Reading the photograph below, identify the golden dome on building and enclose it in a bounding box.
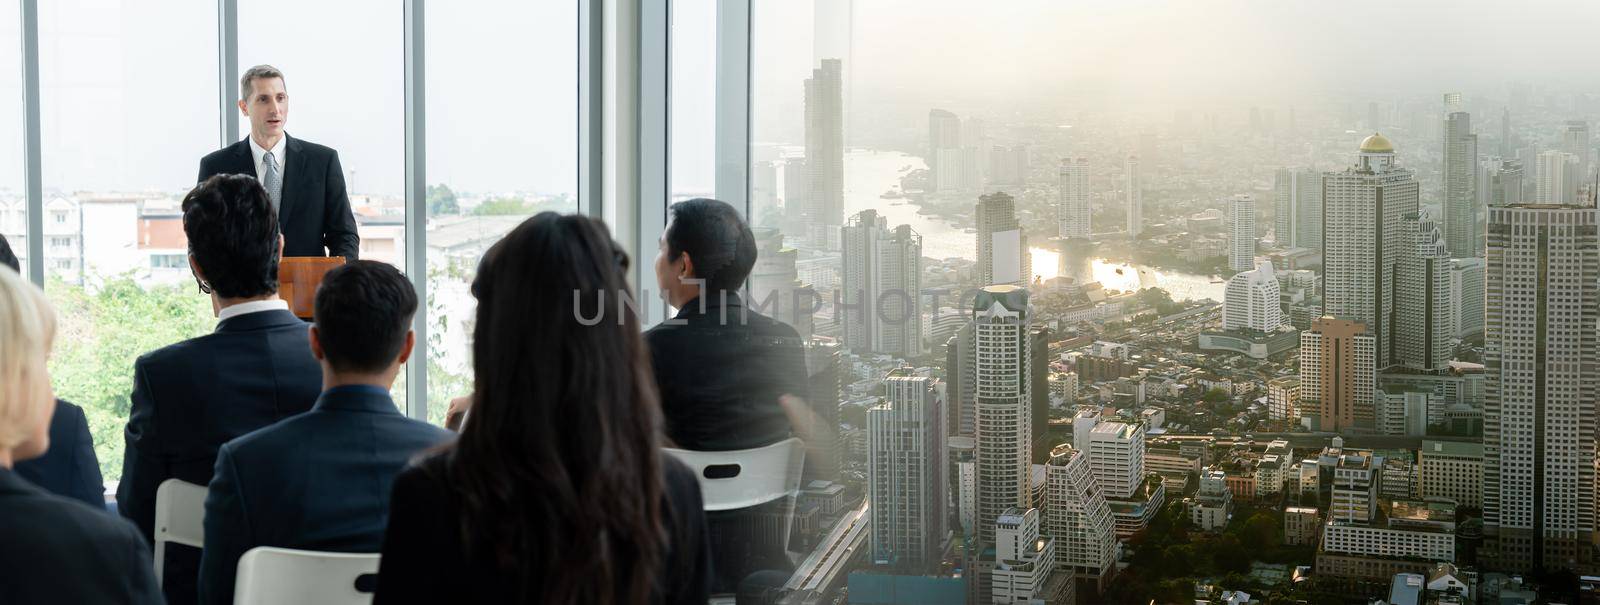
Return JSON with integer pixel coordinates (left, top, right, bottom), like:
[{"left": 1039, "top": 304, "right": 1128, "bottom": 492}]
[{"left": 1359, "top": 132, "right": 1394, "bottom": 153}]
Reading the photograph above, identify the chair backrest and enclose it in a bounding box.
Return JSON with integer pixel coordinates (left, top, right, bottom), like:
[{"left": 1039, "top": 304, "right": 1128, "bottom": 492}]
[
  {"left": 153, "top": 478, "right": 208, "bottom": 586},
  {"left": 664, "top": 437, "right": 806, "bottom": 512},
  {"left": 234, "top": 547, "right": 381, "bottom": 605}
]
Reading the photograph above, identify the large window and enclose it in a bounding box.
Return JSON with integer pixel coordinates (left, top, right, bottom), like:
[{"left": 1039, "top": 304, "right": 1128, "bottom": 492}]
[
  {"left": 423, "top": 0, "right": 578, "bottom": 424},
  {"left": 39, "top": 0, "right": 218, "bottom": 482}
]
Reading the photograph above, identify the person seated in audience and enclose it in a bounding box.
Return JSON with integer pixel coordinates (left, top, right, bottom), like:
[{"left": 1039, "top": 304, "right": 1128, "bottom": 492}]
[
  {"left": 118, "top": 173, "right": 323, "bottom": 604},
  {"left": 0, "top": 234, "right": 104, "bottom": 509},
  {"left": 646, "top": 198, "right": 813, "bottom": 589},
  {"left": 198, "top": 260, "right": 452, "bottom": 605},
  {"left": 375, "top": 213, "right": 710, "bottom": 604},
  {"left": 0, "top": 266, "right": 162, "bottom": 604}
]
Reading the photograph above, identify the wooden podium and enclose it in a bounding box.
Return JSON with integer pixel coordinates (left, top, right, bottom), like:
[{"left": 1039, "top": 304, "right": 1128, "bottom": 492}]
[{"left": 278, "top": 257, "right": 346, "bottom": 319}]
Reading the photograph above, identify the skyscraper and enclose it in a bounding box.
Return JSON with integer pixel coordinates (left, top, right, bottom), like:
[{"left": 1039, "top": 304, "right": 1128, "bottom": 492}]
[
  {"left": 1483, "top": 203, "right": 1599, "bottom": 572},
  {"left": 976, "top": 192, "right": 1031, "bottom": 286},
  {"left": 1443, "top": 111, "right": 1478, "bottom": 257},
  {"left": 841, "top": 210, "right": 923, "bottom": 357},
  {"left": 868, "top": 368, "right": 947, "bottom": 572},
  {"left": 1394, "top": 211, "right": 1451, "bottom": 370},
  {"left": 973, "top": 285, "right": 1031, "bottom": 545},
  {"left": 1563, "top": 120, "right": 1591, "bottom": 184},
  {"left": 1228, "top": 194, "right": 1256, "bottom": 272},
  {"left": 1299, "top": 317, "right": 1377, "bottom": 432},
  {"left": 1045, "top": 444, "right": 1118, "bottom": 594},
  {"left": 1493, "top": 159, "right": 1525, "bottom": 207},
  {"left": 1273, "top": 167, "right": 1321, "bottom": 251},
  {"left": 1448, "top": 258, "right": 1484, "bottom": 338},
  {"left": 1537, "top": 150, "right": 1580, "bottom": 204},
  {"left": 1125, "top": 155, "right": 1143, "bottom": 237},
  {"left": 1222, "top": 261, "right": 1282, "bottom": 332},
  {"left": 946, "top": 320, "right": 976, "bottom": 438},
  {"left": 928, "top": 109, "right": 961, "bottom": 189},
  {"left": 1321, "top": 133, "right": 1419, "bottom": 367},
  {"left": 1058, "top": 158, "right": 1091, "bottom": 239},
  {"left": 803, "top": 59, "right": 844, "bottom": 247}
]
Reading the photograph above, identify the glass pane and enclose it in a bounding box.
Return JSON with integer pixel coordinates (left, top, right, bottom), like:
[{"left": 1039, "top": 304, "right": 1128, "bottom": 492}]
[
  {"left": 669, "top": 0, "right": 715, "bottom": 202},
  {"left": 239, "top": 0, "right": 406, "bottom": 405},
  {"left": 39, "top": 0, "right": 219, "bottom": 483},
  {"left": 0, "top": 4, "right": 22, "bottom": 277},
  {"left": 424, "top": 0, "right": 578, "bottom": 425}
]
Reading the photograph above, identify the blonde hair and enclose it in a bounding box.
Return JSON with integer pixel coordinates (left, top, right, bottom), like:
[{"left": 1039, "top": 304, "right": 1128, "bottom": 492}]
[{"left": 0, "top": 268, "right": 55, "bottom": 451}]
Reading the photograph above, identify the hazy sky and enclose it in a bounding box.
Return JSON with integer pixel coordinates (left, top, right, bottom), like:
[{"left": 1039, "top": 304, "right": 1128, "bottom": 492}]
[{"left": 5, "top": 0, "right": 1600, "bottom": 198}]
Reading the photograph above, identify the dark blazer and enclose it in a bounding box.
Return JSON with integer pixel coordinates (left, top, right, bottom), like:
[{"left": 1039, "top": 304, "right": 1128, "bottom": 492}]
[
  {"left": 374, "top": 453, "right": 712, "bottom": 604},
  {"left": 644, "top": 292, "right": 809, "bottom": 452},
  {"left": 198, "top": 135, "right": 360, "bottom": 259},
  {"left": 13, "top": 398, "right": 104, "bottom": 509},
  {"left": 117, "top": 307, "right": 323, "bottom": 605},
  {"left": 199, "top": 386, "right": 452, "bottom": 605},
  {"left": 0, "top": 468, "right": 162, "bottom": 604}
]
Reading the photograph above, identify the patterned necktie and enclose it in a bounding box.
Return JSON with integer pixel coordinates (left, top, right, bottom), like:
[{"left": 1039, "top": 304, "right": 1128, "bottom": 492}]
[{"left": 262, "top": 151, "right": 283, "bottom": 212}]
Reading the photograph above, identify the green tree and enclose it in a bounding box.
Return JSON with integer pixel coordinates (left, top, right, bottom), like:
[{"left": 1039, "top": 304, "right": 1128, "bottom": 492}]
[
  {"left": 473, "top": 197, "right": 533, "bottom": 216},
  {"left": 1239, "top": 511, "right": 1280, "bottom": 550},
  {"left": 426, "top": 183, "right": 460, "bottom": 215},
  {"left": 1202, "top": 388, "right": 1231, "bottom": 404},
  {"left": 47, "top": 276, "right": 215, "bottom": 480}
]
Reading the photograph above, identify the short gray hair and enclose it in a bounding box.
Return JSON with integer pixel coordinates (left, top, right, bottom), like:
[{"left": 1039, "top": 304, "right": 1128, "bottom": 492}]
[{"left": 240, "top": 64, "right": 285, "bottom": 100}]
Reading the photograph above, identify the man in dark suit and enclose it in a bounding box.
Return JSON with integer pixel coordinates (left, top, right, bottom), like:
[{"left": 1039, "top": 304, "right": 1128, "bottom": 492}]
[
  {"left": 118, "top": 174, "right": 323, "bottom": 605},
  {"left": 645, "top": 198, "right": 813, "bottom": 591},
  {"left": 199, "top": 260, "right": 450, "bottom": 605},
  {"left": 0, "top": 234, "right": 104, "bottom": 510},
  {"left": 198, "top": 64, "right": 359, "bottom": 259}
]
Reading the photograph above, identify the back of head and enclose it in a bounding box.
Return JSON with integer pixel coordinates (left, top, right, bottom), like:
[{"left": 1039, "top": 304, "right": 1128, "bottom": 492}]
[
  {"left": 453, "top": 212, "right": 665, "bottom": 604},
  {"left": 0, "top": 234, "right": 18, "bottom": 274},
  {"left": 313, "top": 260, "right": 417, "bottom": 374},
  {"left": 0, "top": 267, "right": 55, "bottom": 455},
  {"left": 665, "top": 198, "right": 757, "bottom": 292},
  {"left": 183, "top": 174, "right": 281, "bottom": 298}
]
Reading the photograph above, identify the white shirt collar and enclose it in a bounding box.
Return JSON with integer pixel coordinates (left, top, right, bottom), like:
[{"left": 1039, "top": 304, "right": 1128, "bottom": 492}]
[
  {"left": 247, "top": 134, "right": 288, "bottom": 184},
  {"left": 217, "top": 298, "right": 290, "bottom": 323}
]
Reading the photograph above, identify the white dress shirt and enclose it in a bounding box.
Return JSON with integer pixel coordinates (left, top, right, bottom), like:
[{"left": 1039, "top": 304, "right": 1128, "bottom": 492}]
[
  {"left": 247, "top": 135, "right": 288, "bottom": 186},
  {"left": 217, "top": 298, "right": 290, "bottom": 323}
]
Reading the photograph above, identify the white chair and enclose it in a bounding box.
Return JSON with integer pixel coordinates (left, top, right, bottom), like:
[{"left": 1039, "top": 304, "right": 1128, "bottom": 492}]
[
  {"left": 153, "top": 478, "right": 208, "bottom": 586},
  {"left": 664, "top": 438, "right": 807, "bottom": 605},
  {"left": 233, "top": 547, "right": 381, "bottom": 605}
]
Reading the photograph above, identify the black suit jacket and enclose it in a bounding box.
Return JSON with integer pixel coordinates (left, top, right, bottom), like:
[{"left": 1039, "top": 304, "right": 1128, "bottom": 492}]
[
  {"left": 198, "top": 135, "right": 360, "bottom": 259},
  {"left": 374, "top": 453, "right": 712, "bottom": 604},
  {"left": 0, "top": 469, "right": 161, "bottom": 604},
  {"left": 199, "top": 386, "right": 452, "bottom": 605},
  {"left": 117, "top": 308, "right": 323, "bottom": 605},
  {"left": 13, "top": 398, "right": 104, "bottom": 509},
  {"left": 644, "top": 292, "right": 809, "bottom": 452}
]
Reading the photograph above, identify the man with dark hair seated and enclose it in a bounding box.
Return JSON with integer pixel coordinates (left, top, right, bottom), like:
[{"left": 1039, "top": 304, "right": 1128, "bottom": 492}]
[
  {"left": 0, "top": 234, "right": 104, "bottom": 510},
  {"left": 118, "top": 174, "right": 322, "bottom": 605},
  {"left": 198, "top": 260, "right": 450, "bottom": 605},
  {"left": 647, "top": 198, "right": 813, "bottom": 592}
]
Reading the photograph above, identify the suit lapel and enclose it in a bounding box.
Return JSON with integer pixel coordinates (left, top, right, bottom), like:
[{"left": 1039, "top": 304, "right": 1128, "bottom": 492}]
[
  {"left": 280, "top": 135, "right": 309, "bottom": 228},
  {"left": 230, "top": 138, "right": 254, "bottom": 176}
]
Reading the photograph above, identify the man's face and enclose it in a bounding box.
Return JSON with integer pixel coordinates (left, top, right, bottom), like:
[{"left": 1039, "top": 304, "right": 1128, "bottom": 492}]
[{"left": 240, "top": 77, "right": 288, "bottom": 141}]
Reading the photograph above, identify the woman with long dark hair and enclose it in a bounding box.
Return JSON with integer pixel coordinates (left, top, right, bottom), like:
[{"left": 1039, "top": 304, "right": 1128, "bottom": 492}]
[{"left": 374, "top": 213, "right": 711, "bottom": 604}]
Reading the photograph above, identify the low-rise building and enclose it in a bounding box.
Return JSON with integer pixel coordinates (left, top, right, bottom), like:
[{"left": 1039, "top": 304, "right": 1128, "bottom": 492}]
[
  {"left": 1418, "top": 440, "right": 1482, "bottom": 508},
  {"left": 1284, "top": 506, "right": 1320, "bottom": 546},
  {"left": 1188, "top": 469, "right": 1232, "bottom": 532}
]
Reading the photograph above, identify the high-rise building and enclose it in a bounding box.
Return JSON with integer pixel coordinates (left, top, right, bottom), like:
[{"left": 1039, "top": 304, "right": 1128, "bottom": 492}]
[
  {"left": 1330, "top": 450, "right": 1379, "bottom": 523},
  {"left": 1483, "top": 203, "right": 1599, "bottom": 572},
  {"left": 1536, "top": 150, "right": 1580, "bottom": 204},
  {"left": 805, "top": 338, "right": 844, "bottom": 481},
  {"left": 1268, "top": 377, "right": 1301, "bottom": 421},
  {"left": 973, "top": 285, "right": 1032, "bottom": 545},
  {"left": 1273, "top": 167, "right": 1321, "bottom": 251},
  {"left": 1228, "top": 194, "right": 1257, "bottom": 271},
  {"left": 1395, "top": 211, "right": 1451, "bottom": 370},
  {"left": 1500, "top": 106, "right": 1513, "bottom": 157},
  {"left": 1322, "top": 133, "right": 1419, "bottom": 367},
  {"left": 1087, "top": 421, "right": 1144, "bottom": 501},
  {"left": 1494, "top": 159, "right": 1525, "bottom": 208},
  {"left": 1058, "top": 158, "right": 1091, "bottom": 239},
  {"left": 1299, "top": 317, "right": 1376, "bottom": 432},
  {"left": 841, "top": 210, "right": 923, "bottom": 357},
  {"left": 1125, "top": 156, "right": 1143, "bottom": 237},
  {"left": 868, "top": 369, "right": 947, "bottom": 572},
  {"left": 1448, "top": 257, "right": 1484, "bottom": 338},
  {"left": 1044, "top": 444, "right": 1118, "bottom": 594},
  {"left": 928, "top": 108, "right": 962, "bottom": 191},
  {"left": 1029, "top": 327, "right": 1049, "bottom": 445},
  {"left": 946, "top": 321, "right": 976, "bottom": 438},
  {"left": 803, "top": 59, "right": 844, "bottom": 246},
  {"left": 975, "top": 192, "right": 1031, "bottom": 286},
  {"left": 1222, "top": 261, "right": 1281, "bottom": 332},
  {"left": 749, "top": 229, "right": 816, "bottom": 339},
  {"left": 990, "top": 508, "right": 1068, "bottom": 604},
  {"left": 1563, "top": 119, "right": 1591, "bottom": 184},
  {"left": 1443, "top": 111, "right": 1478, "bottom": 257}
]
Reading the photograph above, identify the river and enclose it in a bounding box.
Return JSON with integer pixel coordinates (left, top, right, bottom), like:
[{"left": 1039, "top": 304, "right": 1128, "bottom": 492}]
[{"left": 842, "top": 149, "right": 1225, "bottom": 302}]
